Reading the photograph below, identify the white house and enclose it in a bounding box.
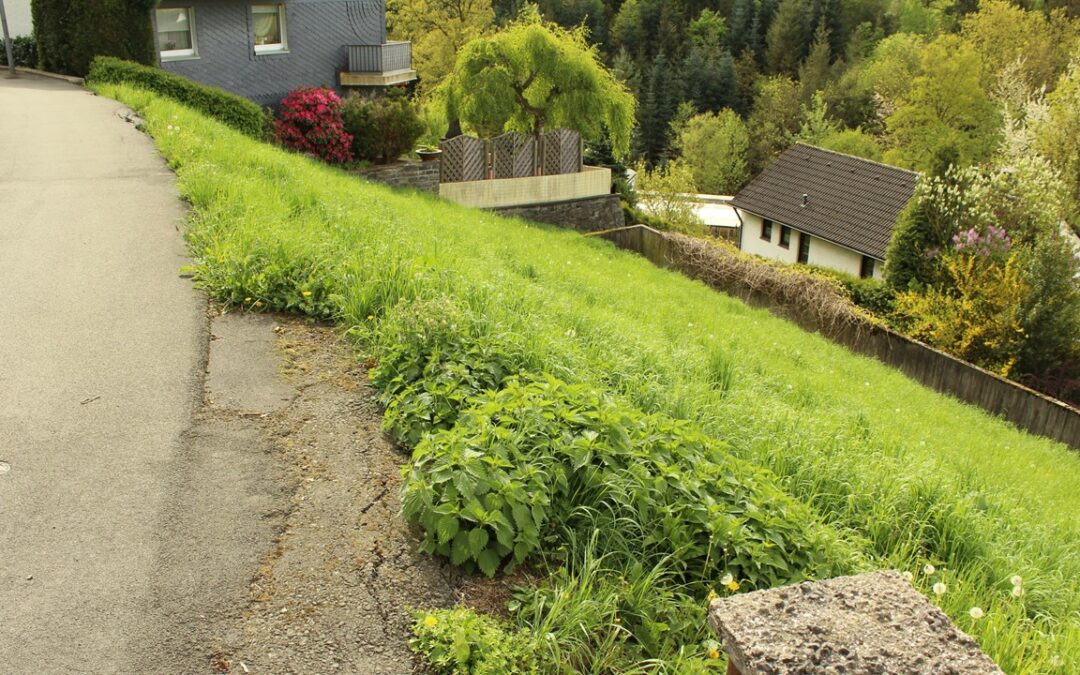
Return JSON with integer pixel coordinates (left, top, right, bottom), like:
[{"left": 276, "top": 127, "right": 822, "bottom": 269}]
[
  {"left": 732, "top": 144, "right": 918, "bottom": 280},
  {"left": 2, "top": 0, "right": 32, "bottom": 37}
]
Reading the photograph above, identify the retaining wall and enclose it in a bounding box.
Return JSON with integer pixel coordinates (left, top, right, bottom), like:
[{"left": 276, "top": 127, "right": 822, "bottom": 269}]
[
  {"left": 597, "top": 225, "right": 1080, "bottom": 449},
  {"left": 353, "top": 160, "right": 439, "bottom": 194},
  {"left": 494, "top": 194, "right": 624, "bottom": 232}
]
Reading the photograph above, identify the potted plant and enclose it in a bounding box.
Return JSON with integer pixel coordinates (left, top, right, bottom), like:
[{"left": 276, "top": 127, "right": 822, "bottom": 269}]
[{"left": 417, "top": 145, "right": 442, "bottom": 162}]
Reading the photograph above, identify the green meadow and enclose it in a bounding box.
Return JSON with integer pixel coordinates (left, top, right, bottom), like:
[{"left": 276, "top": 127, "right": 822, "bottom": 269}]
[{"left": 99, "top": 83, "right": 1080, "bottom": 673}]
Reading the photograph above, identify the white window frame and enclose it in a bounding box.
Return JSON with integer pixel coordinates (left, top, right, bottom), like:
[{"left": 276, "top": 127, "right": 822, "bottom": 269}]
[
  {"left": 252, "top": 4, "right": 288, "bottom": 55},
  {"left": 157, "top": 7, "right": 198, "bottom": 61}
]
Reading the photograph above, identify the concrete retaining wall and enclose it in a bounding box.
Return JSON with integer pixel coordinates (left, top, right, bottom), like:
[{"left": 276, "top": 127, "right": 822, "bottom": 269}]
[
  {"left": 353, "top": 160, "right": 439, "bottom": 194},
  {"left": 439, "top": 166, "right": 611, "bottom": 209},
  {"left": 597, "top": 225, "right": 1080, "bottom": 450}
]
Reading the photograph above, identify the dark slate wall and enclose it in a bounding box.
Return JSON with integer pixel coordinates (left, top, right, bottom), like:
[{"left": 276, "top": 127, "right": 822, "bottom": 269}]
[
  {"left": 157, "top": 0, "right": 386, "bottom": 106},
  {"left": 493, "top": 195, "right": 625, "bottom": 233}
]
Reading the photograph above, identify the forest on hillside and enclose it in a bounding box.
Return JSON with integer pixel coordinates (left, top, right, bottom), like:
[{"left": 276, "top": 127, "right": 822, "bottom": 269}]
[{"left": 389, "top": 0, "right": 1080, "bottom": 403}]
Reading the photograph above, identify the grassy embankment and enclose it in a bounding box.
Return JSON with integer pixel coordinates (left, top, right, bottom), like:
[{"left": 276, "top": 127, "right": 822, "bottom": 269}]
[{"left": 99, "top": 83, "right": 1080, "bottom": 673}]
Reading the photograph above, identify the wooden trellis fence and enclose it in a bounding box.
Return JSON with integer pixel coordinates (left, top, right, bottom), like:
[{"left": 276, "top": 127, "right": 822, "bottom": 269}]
[{"left": 439, "top": 129, "right": 583, "bottom": 183}]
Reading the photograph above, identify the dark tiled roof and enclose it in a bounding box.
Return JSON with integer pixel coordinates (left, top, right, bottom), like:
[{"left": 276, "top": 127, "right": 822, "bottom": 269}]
[{"left": 731, "top": 144, "right": 918, "bottom": 259}]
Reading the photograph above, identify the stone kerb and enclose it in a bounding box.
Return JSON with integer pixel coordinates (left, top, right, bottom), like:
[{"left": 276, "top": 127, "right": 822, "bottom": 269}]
[{"left": 708, "top": 571, "right": 1003, "bottom": 675}]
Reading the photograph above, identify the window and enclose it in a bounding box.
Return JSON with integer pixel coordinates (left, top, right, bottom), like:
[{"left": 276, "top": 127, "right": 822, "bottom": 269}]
[
  {"left": 798, "top": 232, "right": 810, "bottom": 264},
  {"left": 760, "top": 219, "right": 773, "bottom": 241},
  {"left": 156, "top": 7, "right": 197, "bottom": 60},
  {"left": 253, "top": 4, "right": 287, "bottom": 54},
  {"left": 860, "top": 255, "right": 876, "bottom": 279},
  {"left": 779, "top": 225, "right": 792, "bottom": 249}
]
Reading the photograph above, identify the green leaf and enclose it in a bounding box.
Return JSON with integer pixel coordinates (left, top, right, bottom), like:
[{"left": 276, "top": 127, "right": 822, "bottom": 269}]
[
  {"left": 450, "top": 531, "right": 471, "bottom": 566},
  {"left": 468, "top": 527, "right": 490, "bottom": 558},
  {"left": 436, "top": 514, "right": 460, "bottom": 544},
  {"left": 477, "top": 548, "right": 501, "bottom": 577}
]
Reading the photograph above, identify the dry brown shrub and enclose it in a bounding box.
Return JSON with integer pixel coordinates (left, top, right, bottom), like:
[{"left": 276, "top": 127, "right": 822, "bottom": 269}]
[{"left": 664, "top": 232, "right": 876, "bottom": 337}]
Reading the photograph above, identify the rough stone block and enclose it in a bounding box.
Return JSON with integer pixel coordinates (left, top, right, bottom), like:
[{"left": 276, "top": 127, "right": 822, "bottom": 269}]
[{"left": 708, "top": 571, "right": 1002, "bottom": 675}]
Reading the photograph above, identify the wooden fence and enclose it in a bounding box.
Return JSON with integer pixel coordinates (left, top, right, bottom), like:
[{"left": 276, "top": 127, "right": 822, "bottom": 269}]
[
  {"left": 594, "top": 225, "right": 1080, "bottom": 450},
  {"left": 439, "top": 129, "right": 583, "bottom": 183}
]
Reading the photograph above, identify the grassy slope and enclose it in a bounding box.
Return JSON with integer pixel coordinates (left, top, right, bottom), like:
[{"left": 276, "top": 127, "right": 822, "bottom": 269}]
[{"left": 105, "top": 84, "right": 1080, "bottom": 671}]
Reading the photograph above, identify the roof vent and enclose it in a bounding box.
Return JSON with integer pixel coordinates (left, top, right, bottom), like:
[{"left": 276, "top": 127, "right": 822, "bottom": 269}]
[{"left": 801, "top": 194, "right": 809, "bottom": 207}]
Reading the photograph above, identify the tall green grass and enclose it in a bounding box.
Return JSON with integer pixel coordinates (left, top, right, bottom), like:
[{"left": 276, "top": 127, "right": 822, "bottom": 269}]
[{"left": 100, "top": 83, "right": 1080, "bottom": 672}]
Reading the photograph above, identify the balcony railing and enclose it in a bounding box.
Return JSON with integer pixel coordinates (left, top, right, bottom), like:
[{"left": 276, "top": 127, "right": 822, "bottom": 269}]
[{"left": 347, "top": 41, "right": 412, "bottom": 74}]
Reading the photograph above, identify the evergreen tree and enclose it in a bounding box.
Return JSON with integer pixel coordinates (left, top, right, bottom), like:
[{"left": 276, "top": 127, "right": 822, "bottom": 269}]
[
  {"left": 765, "top": 0, "right": 813, "bottom": 75},
  {"left": 798, "top": 23, "right": 833, "bottom": 104}
]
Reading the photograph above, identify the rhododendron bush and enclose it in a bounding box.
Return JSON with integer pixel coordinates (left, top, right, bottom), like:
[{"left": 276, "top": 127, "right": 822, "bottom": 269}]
[{"left": 275, "top": 87, "right": 353, "bottom": 164}]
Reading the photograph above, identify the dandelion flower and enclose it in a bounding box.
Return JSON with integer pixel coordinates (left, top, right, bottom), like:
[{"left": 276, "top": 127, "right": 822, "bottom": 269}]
[
  {"left": 423, "top": 615, "right": 438, "bottom": 628},
  {"left": 244, "top": 297, "right": 252, "bottom": 303},
  {"left": 708, "top": 649, "right": 720, "bottom": 660},
  {"left": 707, "top": 589, "right": 718, "bottom": 602},
  {"left": 720, "top": 573, "right": 733, "bottom": 586},
  {"left": 969, "top": 607, "right": 984, "bottom": 620},
  {"left": 726, "top": 580, "right": 740, "bottom": 592},
  {"left": 254, "top": 300, "right": 263, "bottom": 308},
  {"left": 1012, "top": 585, "right": 1024, "bottom": 598},
  {"left": 923, "top": 563, "right": 936, "bottom": 576},
  {"left": 1010, "top": 575, "right": 1023, "bottom": 587},
  {"left": 902, "top": 571, "right": 914, "bottom": 582},
  {"left": 302, "top": 290, "right": 312, "bottom": 297},
  {"left": 933, "top": 582, "right": 947, "bottom": 596},
  {"left": 366, "top": 314, "right": 374, "bottom": 321}
]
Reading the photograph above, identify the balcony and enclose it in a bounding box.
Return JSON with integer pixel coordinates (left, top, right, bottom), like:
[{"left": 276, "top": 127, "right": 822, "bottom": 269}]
[{"left": 340, "top": 41, "right": 417, "bottom": 87}]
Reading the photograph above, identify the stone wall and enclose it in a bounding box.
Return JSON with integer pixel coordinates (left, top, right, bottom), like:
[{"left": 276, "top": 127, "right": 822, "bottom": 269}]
[
  {"left": 493, "top": 194, "right": 624, "bottom": 232},
  {"left": 353, "top": 160, "right": 439, "bottom": 194}
]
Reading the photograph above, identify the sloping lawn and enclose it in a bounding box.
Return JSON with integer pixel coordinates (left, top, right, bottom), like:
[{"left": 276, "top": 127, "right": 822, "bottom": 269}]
[{"left": 101, "top": 83, "right": 1080, "bottom": 672}]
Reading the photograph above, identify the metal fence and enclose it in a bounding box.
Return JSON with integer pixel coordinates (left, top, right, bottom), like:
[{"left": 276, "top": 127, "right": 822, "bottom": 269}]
[
  {"left": 439, "top": 129, "right": 583, "bottom": 183},
  {"left": 347, "top": 41, "right": 412, "bottom": 74}
]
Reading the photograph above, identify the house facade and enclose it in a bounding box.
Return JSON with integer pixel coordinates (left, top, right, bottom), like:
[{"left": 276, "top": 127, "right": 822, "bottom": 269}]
[
  {"left": 732, "top": 144, "right": 918, "bottom": 280},
  {"left": 153, "top": 0, "right": 414, "bottom": 106}
]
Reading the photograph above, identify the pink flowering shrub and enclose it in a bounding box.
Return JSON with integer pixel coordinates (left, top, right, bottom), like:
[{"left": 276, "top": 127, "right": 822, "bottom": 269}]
[{"left": 275, "top": 87, "right": 354, "bottom": 164}]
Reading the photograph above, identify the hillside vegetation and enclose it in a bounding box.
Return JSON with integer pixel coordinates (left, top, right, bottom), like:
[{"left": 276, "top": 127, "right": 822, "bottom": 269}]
[{"left": 100, "top": 83, "right": 1080, "bottom": 672}]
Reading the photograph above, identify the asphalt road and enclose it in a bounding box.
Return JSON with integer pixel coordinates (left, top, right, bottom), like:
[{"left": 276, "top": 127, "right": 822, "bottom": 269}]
[{"left": 0, "top": 74, "right": 213, "bottom": 672}]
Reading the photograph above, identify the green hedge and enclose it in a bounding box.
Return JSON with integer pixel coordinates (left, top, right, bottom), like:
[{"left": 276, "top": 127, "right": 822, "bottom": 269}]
[
  {"left": 87, "top": 57, "right": 268, "bottom": 138},
  {"left": 31, "top": 0, "right": 156, "bottom": 76},
  {"left": 0, "top": 35, "right": 38, "bottom": 68}
]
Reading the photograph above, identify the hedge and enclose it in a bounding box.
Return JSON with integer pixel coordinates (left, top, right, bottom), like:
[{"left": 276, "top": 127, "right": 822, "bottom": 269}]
[
  {"left": 86, "top": 57, "right": 268, "bottom": 138},
  {"left": 31, "top": 0, "right": 156, "bottom": 76},
  {"left": 0, "top": 36, "right": 38, "bottom": 68}
]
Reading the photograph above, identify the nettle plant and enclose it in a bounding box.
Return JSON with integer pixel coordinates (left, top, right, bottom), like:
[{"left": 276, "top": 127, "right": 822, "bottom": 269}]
[
  {"left": 400, "top": 375, "right": 858, "bottom": 583},
  {"left": 275, "top": 87, "right": 354, "bottom": 164}
]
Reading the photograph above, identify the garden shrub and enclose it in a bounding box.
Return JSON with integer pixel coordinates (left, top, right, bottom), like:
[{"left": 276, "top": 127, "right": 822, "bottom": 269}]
[
  {"left": 0, "top": 35, "right": 38, "bottom": 68},
  {"left": 275, "top": 87, "right": 353, "bottom": 164},
  {"left": 369, "top": 298, "right": 526, "bottom": 447},
  {"left": 401, "top": 375, "right": 859, "bottom": 582},
  {"left": 409, "top": 608, "right": 537, "bottom": 674},
  {"left": 86, "top": 57, "right": 266, "bottom": 138},
  {"left": 32, "top": 0, "right": 155, "bottom": 76},
  {"left": 341, "top": 89, "right": 425, "bottom": 164}
]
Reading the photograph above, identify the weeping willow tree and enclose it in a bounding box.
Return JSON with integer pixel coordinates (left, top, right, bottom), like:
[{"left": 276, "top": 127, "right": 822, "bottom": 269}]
[
  {"left": 31, "top": 0, "right": 157, "bottom": 76},
  {"left": 440, "top": 9, "right": 636, "bottom": 160}
]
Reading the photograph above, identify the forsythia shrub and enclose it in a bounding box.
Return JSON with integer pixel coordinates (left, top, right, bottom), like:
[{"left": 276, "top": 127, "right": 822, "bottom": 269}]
[{"left": 275, "top": 87, "right": 353, "bottom": 164}]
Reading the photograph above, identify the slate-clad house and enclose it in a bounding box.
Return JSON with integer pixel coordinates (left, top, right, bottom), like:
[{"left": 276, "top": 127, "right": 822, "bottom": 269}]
[
  {"left": 733, "top": 144, "right": 918, "bottom": 280},
  {"left": 153, "top": 0, "right": 414, "bottom": 106}
]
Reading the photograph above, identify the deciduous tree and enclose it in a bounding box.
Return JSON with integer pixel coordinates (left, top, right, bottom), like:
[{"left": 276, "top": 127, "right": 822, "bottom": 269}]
[
  {"left": 672, "top": 109, "right": 750, "bottom": 194},
  {"left": 442, "top": 12, "right": 636, "bottom": 159},
  {"left": 387, "top": 0, "right": 495, "bottom": 91}
]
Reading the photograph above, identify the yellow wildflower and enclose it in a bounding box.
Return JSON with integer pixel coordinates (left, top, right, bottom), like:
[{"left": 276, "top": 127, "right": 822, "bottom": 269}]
[
  {"left": 708, "top": 649, "right": 720, "bottom": 659},
  {"left": 254, "top": 300, "right": 264, "bottom": 308},
  {"left": 423, "top": 615, "right": 438, "bottom": 628},
  {"left": 302, "top": 291, "right": 312, "bottom": 297},
  {"left": 244, "top": 297, "right": 252, "bottom": 303},
  {"left": 726, "top": 580, "right": 740, "bottom": 592},
  {"left": 707, "top": 589, "right": 718, "bottom": 602}
]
